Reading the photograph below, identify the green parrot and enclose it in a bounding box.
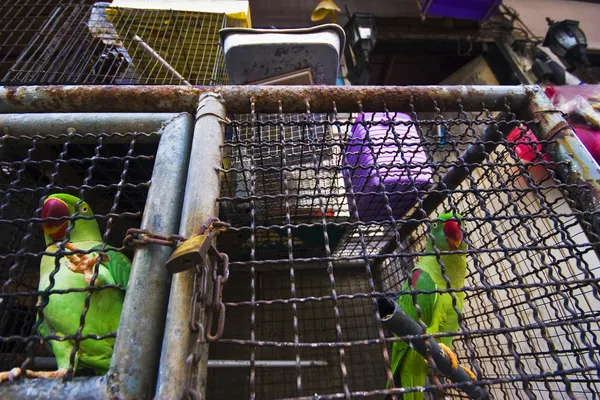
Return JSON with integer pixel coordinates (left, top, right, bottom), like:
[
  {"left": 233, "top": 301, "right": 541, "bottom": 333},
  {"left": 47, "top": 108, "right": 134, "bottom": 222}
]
[
  {"left": 389, "top": 212, "right": 472, "bottom": 400},
  {"left": 0, "top": 193, "right": 131, "bottom": 382}
]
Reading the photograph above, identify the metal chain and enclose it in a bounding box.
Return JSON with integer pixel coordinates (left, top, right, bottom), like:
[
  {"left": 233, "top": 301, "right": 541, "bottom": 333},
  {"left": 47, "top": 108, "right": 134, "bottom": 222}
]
[
  {"left": 122, "top": 228, "right": 186, "bottom": 248},
  {"left": 183, "top": 217, "right": 229, "bottom": 400},
  {"left": 122, "top": 219, "right": 230, "bottom": 248},
  {"left": 122, "top": 218, "right": 230, "bottom": 400}
]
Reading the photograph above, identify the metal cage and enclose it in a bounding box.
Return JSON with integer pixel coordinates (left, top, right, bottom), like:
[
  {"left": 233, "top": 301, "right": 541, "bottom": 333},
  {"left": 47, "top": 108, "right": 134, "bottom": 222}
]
[
  {"left": 0, "top": 2, "right": 227, "bottom": 85},
  {"left": 0, "top": 85, "right": 598, "bottom": 400}
]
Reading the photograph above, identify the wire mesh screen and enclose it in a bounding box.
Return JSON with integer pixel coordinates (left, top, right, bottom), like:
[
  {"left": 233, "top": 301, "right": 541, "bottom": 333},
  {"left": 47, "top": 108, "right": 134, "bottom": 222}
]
[
  {"left": 0, "top": 127, "right": 158, "bottom": 377},
  {"left": 0, "top": 1, "right": 227, "bottom": 85},
  {"left": 213, "top": 97, "right": 600, "bottom": 399}
]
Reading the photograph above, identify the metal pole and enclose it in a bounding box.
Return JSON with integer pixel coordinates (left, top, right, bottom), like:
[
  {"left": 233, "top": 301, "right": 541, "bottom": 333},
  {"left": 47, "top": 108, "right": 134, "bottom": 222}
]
[
  {"left": 496, "top": 39, "right": 535, "bottom": 85},
  {"left": 526, "top": 87, "right": 600, "bottom": 237},
  {"left": 0, "top": 113, "right": 183, "bottom": 143},
  {"left": 378, "top": 298, "right": 489, "bottom": 399},
  {"left": 108, "top": 113, "right": 193, "bottom": 398},
  {"left": 207, "top": 360, "right": 328, "bottom": 368},
  {"left": 230, "top": 259, "right": 367, "bottom": 271},
  {"left": 0, "top": 85, "right": 532, "bottom": 114},
  {"left": 156, "top": 93, "right": 226, "bottom": 400},
  {"left": 132, "top": 35, "right": 191, "bottom": 86},
  {"left": 31, "top": 358, "right": 329, "bottom": 369}
]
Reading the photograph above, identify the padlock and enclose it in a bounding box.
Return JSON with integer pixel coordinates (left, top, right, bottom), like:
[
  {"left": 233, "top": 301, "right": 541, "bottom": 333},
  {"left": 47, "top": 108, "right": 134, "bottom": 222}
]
[{"left": 165, "top": 233, "right": 212, "bottom": 273}]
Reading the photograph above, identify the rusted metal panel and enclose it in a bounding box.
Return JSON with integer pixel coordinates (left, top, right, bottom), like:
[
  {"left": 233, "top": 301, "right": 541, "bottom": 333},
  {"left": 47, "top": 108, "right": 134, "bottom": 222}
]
[{"left": 0, "top": 85, "right": 532, "bottom": 114}]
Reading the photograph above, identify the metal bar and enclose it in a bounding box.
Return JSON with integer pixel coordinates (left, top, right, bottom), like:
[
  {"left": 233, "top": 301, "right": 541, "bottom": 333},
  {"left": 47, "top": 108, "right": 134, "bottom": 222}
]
[
  {"left": 0, "top": 113, "right": 184, "bottom": 142},
  {"left": 374, "top": 122, "right": 511, "bottom": 263},
  {"left": 378, "top": 298, "right": 489, "bottom": 400},
  {"left": 526, "top": 87, "right": 600, "bottom": 237},
  {"left": 32, "top": 358, "right": 328, "bottom": 369},
  {"left": 0, "top": 377, "right": 105, "bottom": 400},
  {"left": 0, "top": 85, "right": 533, "bottom": 114},
  {"left": 229, "top": 259, "right": 368, "bottom": 271},
  {"left": 108, "top": 113, "right": 193, "bottom": 399},
  {"left": 208, "top": 360, "right": 329, "bottom": 368},
  {"left": 156, "top": 93, "right": 226, "bottom": 400},
  {"left": 132, "top": 35, "right": 191, "bottom": 86}
]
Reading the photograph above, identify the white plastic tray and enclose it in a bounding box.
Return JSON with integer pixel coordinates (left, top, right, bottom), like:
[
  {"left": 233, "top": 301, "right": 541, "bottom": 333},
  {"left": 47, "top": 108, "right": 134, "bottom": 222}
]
[{"left": 219, "top": 24, "right": 346, "bottom": 85}]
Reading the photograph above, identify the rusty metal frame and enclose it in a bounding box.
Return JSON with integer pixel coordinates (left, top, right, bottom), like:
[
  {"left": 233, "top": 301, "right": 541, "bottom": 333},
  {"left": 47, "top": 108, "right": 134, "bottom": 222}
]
[
  {"left": 0, "top": 85, "right": 529, "bottom": 113},
  {"left": 0, "top": 84, "right": 599, "bottom": 399}
]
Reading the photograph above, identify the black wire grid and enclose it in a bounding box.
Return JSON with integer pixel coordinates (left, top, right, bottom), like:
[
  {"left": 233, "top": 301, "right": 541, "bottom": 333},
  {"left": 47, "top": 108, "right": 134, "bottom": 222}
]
[
  {"left": 0, "top": 1, "right": 227, "bottom": 85},
  {"left": 0, "top": 129, "right": 157, "bottom": 377},
  {"left": 212, "top": 99, "right": 600, "bottom": 399}
]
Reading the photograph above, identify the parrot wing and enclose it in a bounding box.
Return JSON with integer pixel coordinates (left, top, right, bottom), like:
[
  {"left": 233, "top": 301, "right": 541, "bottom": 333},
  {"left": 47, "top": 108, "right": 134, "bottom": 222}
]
[
  {"left": 90, "top": 244, "right": 132, "bottom": 290},
  {"left": 389, "top": 268, "right": 439, "bottom": 384}
]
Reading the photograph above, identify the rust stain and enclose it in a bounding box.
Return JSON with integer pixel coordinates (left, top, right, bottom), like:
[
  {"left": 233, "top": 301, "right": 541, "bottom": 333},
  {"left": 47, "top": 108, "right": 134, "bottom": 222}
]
[
  {"left": 3, "top": 85, "right": 202, "bottom": 113},
  {"left": 1, "top": 85, "right": 532, "bottom": 114}
]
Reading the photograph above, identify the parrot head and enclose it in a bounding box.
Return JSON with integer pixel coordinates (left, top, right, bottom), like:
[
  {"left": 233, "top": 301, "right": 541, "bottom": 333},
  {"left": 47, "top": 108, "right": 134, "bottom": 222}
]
[
  {"left": 428, "top": 212, "right": 466, "bottom": 251},
  {"left": 41, "top": 193, "right": 102, "bottom": 245}
]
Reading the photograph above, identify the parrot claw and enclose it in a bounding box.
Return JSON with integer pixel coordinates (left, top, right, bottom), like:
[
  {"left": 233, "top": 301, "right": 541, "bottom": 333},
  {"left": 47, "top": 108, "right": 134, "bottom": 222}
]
[
  {"left": 64, "top": 243, "right": 108, "bottom": 285},
  {"left": 23, "top": 368, "right": 69, "bottom": 379},
  {"left": 438, "top": 343, "right": 459, "bottom": 370},
  {"left": 0, "top": 367, "right": 22, "bottom": 383}
]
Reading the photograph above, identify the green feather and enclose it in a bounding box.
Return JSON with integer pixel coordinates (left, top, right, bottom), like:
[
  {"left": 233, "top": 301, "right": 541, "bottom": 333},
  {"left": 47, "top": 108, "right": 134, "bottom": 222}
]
[
  {"left": 388, "top": 212, "right": 468, "bottom": 399},
  {"left": 90, "top": 245, "right": 131, "bottom": 290},
  {"left": 37, "top": 194, "right": 131, "bottom": 375}
]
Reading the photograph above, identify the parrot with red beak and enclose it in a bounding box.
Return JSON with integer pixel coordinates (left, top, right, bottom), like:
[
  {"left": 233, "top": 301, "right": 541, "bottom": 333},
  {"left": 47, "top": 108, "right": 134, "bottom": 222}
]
[
  {"left": 388, "top": 212, "right": 472, "bottom": 399},
  {"left": 0, "top": 193, "right": 131, "bottom": 383}
]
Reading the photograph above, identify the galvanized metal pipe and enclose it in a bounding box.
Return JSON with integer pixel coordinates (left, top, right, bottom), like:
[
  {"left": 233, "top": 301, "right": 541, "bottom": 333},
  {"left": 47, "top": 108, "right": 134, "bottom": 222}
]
[
  {"left": 108, "top": 113, "right": 193, "bottom": 399},
  {"left": 0, "top": 113, "right": 183, "bottom": 142},
  {"left": 526, "top": 87, "right": 600, "bottom": 237},
  {"left": 0, "top": 85, "right": 533, "bottom": 114},
  {"left": 156, "top": 93, "right": 226, "bottom": 400}
]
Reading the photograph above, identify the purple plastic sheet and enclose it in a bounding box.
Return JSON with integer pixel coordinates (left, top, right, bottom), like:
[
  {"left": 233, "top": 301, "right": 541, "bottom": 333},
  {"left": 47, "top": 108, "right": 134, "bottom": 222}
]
[{"left": 343, "top": 112, "right": 433, "bottom": 222}]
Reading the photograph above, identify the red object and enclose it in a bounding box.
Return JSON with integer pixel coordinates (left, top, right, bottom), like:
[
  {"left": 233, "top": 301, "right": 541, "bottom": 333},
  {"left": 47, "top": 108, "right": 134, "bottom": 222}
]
[
  {"left": 506, "top": 127, "right": 552, "bottom": 163},
  {"left": 411, "top": 269, "right": 422, "bottom": 288},
  {"left": 545, "top": 84, "right": 600, "bottom": 165},
  {"left": 41, "top": 197, "right": 71, "bottom": 240},
  {"left": 443, "top": 220, "right": 462, "bottom": 250},
  {"left": 570, "top": 123, "right": 600, "bottom": 164}
]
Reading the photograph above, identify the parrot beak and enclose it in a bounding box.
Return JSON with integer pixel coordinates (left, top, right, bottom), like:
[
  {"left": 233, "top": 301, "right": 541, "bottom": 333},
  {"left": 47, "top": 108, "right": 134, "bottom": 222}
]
[
  {"left": 41, "top": 197, "right": 71, "bottom": 241},
  {"left": 443, "top": 220, "right": 463, "bottom": 250}
]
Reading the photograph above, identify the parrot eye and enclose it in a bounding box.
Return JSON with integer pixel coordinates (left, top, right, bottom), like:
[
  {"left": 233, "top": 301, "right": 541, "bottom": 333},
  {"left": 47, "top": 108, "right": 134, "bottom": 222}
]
[
  {"left": 81, "top": 206, "right": 89, "bottom": 213},
  {"left": 432, "top": 222, "right": 439, "bottom": 229}
]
